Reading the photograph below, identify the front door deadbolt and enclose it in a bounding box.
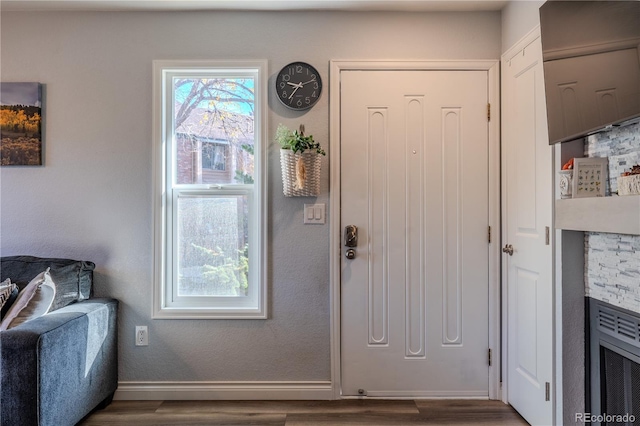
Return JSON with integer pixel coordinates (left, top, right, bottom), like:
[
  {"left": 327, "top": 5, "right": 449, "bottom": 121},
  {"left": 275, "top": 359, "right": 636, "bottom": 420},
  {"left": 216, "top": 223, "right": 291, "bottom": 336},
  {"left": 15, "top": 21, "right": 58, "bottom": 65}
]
[
  {"left": 344, "top": 225, "right": 358, "bottom": 247},
  {"left": 344, "top": 225, "right": 358, "bottom": 260}
]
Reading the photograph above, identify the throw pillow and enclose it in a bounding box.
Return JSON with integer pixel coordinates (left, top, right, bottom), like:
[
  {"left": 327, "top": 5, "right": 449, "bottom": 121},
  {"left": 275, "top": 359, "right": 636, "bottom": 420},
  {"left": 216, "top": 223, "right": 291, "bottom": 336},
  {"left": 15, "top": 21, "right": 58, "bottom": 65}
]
[
  {"left": 0, "top": 279, "right": 18, "bottom": 316},
  {"left": 1, "top": 286, "right": 19, "bottom": 320},
  {"left": 0, "top": 269, "right": 57, "bottom": 331}
]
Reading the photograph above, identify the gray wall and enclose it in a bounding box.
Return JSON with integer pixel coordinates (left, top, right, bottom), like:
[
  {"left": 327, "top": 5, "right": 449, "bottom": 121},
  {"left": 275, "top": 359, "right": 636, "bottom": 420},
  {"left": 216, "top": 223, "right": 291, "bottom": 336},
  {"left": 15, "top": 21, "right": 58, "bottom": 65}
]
[
  {"left": 0, "top": 10, "right": 501, "bottom": 382},
  {"left": 501, "top": 0, "right": 545, "bottom": 53}
]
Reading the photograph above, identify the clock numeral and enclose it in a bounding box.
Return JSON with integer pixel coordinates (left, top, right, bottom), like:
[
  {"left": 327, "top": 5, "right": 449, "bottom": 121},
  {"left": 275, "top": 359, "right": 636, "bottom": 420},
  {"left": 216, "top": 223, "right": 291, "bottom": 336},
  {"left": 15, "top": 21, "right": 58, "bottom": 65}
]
[
  {"left": 279, "top": 82, "right": 285, "bottom": 89},
  {"left": 289, "top": 67, "right": 294, "bottom": 75},
  {"left": 296, "top": 65, "right": 303, "bottom": 73},
  {"left": 312, "top": 91, "right": 317, "bottom": 98},
  {"left": 282, "top": 74, "right": 290, "bottom": 82},
  {"left": 305, "top": 97, "right": 311, "bottom": 105},
  {"left": 282, "top": 91, "right": 287, "bottom": 98},
  {"left": 296, "top": 99, "right": 303, "bottom": 107},
  {"left": 313, "top": 82, "right": 319, "bottom": 90}
]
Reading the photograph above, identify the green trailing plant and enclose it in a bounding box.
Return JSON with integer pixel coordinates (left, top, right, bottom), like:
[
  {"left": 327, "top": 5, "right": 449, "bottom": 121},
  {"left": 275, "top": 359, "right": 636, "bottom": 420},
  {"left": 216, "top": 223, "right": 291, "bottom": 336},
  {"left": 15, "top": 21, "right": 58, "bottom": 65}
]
[{"left": 276, "top": 123, "right": 325, "bottom": 155}]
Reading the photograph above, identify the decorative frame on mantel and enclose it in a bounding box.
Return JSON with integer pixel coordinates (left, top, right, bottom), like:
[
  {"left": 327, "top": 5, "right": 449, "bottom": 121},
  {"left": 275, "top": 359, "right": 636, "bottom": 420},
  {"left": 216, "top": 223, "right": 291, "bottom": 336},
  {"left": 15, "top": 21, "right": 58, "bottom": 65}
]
[{"left": 572, "top": 157, "right": 608, "bottom": 198}]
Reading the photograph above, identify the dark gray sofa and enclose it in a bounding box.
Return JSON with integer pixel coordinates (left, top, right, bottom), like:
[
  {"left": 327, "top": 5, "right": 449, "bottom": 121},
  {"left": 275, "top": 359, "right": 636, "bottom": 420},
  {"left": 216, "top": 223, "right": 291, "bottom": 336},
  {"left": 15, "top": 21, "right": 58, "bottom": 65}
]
[{"left": 0, "top": 256, "right": 118, "bottom": 426}]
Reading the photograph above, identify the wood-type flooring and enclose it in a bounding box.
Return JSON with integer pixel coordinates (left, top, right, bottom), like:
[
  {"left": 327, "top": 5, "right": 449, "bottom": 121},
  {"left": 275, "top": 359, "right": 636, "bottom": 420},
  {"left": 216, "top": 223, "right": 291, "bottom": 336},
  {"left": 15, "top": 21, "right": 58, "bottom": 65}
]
[{"left": 78, "top": 399, "right": 529, "bottom": 425}]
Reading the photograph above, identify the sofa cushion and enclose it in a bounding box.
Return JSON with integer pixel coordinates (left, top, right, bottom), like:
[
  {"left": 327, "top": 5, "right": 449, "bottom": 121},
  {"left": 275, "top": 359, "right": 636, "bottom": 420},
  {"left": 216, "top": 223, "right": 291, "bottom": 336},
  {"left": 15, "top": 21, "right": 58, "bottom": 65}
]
[
  {"left": 0, "top": 269, "right": 56, "bottom": 330},
  {"left": 0, "top": 256, "right": 94, "bottom": 311},
  {"left": 0, "top": 279, "right": 18, "bottom": 317}
]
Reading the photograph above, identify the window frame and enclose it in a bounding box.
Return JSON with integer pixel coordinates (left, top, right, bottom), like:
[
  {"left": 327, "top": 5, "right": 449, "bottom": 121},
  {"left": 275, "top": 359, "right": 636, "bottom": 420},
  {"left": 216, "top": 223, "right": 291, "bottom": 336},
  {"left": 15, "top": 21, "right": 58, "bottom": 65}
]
[{"left": 152, "top": 60, "right": 268, "bottom": 319}]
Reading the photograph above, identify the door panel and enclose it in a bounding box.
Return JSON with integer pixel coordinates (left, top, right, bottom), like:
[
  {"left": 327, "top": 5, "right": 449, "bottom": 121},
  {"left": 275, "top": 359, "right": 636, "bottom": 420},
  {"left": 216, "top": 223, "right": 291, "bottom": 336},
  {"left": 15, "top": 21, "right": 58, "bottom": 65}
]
[
  {"left": 515, "top": 268, "right": 540, "bottom": 380},
  {"left": 340, "top": 70, "right": 489, "bottom": 397}
]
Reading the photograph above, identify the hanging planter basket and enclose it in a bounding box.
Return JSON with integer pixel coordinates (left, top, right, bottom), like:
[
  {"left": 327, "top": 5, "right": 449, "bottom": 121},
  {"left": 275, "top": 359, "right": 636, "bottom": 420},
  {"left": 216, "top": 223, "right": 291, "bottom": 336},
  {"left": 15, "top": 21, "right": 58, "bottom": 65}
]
[{"left": 280, "top": 149, "right": 322, "bottom": 197}]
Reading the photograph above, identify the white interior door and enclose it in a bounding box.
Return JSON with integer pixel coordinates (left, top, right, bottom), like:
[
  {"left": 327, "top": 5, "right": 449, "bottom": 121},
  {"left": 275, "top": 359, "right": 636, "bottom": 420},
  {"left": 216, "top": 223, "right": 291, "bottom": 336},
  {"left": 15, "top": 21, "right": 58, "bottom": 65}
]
[
  {"left": 502, "top": 35, "right": 554, "bottom": 424},
  {"left": 340, "top": 70, "right": 490, "bottom": 397}
]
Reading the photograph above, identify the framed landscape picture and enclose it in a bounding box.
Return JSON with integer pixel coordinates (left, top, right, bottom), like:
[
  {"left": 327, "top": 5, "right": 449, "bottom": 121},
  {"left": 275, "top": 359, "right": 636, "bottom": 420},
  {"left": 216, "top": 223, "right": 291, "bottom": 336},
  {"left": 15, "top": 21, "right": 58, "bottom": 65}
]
[
  {"left": 0, "top": 82, "right": 43, "bottom": 166},
  {"left": 572, "top": 157, "right": 608, "bottom": 198}
]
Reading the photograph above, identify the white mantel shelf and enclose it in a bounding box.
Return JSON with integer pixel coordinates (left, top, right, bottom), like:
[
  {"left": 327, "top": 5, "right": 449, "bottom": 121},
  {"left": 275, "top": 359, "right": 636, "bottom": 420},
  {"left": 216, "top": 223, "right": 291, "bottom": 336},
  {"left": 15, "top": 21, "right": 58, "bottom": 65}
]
[{"left": 555, "top": 195, "right": 640, "bottom": 235}]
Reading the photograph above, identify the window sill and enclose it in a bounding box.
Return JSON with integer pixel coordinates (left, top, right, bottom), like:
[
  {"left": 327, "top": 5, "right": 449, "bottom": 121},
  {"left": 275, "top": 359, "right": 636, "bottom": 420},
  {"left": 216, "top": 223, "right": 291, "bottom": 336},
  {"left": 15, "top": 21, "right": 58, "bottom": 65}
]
[{"left": 152, "top": 306, "right": 267, "bottom": 320}]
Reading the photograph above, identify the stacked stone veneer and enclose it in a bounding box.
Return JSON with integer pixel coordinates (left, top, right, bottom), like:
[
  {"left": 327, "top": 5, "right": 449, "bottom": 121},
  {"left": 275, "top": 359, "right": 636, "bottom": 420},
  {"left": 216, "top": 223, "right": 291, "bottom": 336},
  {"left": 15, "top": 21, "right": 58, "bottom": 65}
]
[{"left": 584, "top": 122, "right": 640, "bottom": 312}]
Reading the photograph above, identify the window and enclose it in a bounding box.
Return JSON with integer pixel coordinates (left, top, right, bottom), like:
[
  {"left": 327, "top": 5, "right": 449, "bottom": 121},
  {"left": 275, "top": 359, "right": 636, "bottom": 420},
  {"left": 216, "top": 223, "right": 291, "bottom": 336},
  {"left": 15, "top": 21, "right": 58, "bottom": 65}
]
[
  {"left": 153, "top": 60, "right": 267, "bottom": 319},
  {"left": 202, "top": 141, "right": 227, "bottom": 171}
]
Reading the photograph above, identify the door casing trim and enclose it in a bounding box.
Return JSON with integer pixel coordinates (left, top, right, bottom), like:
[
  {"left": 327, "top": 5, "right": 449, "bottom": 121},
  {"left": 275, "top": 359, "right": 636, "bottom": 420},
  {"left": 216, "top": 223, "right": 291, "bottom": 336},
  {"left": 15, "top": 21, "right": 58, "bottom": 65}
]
[{"left": 329, "top": 60, "right": 501, "bottom": 400}]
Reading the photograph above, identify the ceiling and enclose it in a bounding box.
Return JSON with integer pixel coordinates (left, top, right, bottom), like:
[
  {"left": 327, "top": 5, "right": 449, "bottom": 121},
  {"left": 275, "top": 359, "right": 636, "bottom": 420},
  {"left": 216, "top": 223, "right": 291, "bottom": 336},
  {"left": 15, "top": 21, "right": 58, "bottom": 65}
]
[{"left": 1, "top": 0, "right": 509, "bottom": 12}]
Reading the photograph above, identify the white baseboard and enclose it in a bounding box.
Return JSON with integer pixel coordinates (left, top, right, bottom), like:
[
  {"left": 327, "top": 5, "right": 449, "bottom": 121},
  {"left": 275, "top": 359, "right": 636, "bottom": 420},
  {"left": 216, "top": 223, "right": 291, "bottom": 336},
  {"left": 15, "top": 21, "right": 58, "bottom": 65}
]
[
  {"left": 115, "top": 380, "right": 334, "bottom": 400},
  {"left": 363, "top": 390, "right": 489, "bottom": 399}
]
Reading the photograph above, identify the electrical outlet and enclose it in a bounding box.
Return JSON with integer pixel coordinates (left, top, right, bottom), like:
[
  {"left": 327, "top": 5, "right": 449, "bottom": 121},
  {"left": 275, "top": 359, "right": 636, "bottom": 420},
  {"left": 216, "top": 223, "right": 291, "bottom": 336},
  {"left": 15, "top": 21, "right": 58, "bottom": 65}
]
[{"left": 135, "top": 326, "right": 148, "bottom": 346}]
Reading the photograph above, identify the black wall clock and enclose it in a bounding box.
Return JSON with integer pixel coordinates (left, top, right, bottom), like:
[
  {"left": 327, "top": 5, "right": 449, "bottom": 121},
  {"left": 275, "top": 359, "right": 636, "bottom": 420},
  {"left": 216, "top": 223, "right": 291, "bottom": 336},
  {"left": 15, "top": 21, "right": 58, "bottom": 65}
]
[{"left": 275, "top": 62, "right": 322, "bottom": 110}]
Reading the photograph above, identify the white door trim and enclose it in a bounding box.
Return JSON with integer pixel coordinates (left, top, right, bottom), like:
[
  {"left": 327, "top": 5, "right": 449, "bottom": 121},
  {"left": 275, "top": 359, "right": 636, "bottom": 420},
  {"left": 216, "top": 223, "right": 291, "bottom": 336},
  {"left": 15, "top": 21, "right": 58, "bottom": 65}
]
[{"left": 329, "top": 60, "right": 501, "bottom": 400}]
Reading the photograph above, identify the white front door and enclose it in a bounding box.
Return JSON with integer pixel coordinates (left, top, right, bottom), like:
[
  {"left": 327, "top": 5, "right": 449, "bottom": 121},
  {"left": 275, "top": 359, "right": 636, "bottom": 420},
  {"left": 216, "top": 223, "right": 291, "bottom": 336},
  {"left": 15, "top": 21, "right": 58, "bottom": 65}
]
[
  {"left": 340, "top": 70, "right": 490, "bottom": 397},
  {"left": 502, "top": 34, "right": 553, "bottom": 424}
]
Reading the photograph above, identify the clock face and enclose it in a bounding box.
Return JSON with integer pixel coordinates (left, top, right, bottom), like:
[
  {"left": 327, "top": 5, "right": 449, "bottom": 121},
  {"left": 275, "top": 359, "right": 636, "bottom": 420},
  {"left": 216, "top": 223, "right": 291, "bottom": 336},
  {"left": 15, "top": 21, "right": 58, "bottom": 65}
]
[{"left": 276, "top": 62, "right": 322, "bottom": 110}]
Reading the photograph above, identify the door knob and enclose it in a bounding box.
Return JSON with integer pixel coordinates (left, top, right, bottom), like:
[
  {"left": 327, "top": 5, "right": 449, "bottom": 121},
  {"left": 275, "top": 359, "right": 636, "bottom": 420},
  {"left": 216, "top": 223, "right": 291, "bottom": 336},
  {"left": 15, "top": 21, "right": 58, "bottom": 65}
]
[{"left": 502, "top": 244, "right": 514, "bottom": 256}]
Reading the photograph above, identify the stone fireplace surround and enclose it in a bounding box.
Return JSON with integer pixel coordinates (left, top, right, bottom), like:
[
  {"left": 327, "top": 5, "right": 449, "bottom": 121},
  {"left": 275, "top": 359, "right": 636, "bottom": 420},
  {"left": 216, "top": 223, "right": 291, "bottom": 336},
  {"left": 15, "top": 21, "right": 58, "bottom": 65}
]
[
  {"left": 585, "top": 122, "right": 640, "bottom": 313},
  {"left": 584, "top": 123, "right": 640, "bottom": 424}
]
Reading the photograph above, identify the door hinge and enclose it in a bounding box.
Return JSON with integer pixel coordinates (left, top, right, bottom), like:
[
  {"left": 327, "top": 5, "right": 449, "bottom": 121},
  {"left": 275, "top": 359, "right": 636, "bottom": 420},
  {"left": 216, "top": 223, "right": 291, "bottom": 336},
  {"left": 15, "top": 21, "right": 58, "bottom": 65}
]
[
  {"left": 488, "top": 348, "right": 492, "bottom": 366},
  {"left": 545, "top": 226, "right": 550, "bottom": 245},
  {"left": 488, "top": 226, "right": 492, "bottom": 243},
  {"left": 545, "top": 382, "right": 551, "bottom": 401},
  {"left": 487, "top": 103, "right": 491, "bottom": 122}
]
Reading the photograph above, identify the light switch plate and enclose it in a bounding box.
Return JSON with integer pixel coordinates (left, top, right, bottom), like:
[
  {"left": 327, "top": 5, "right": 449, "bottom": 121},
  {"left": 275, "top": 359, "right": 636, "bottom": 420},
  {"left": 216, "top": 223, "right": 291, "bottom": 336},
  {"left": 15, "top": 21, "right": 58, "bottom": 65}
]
[{"left": 304, "top": 204, "right": 325, "bottom": 224}]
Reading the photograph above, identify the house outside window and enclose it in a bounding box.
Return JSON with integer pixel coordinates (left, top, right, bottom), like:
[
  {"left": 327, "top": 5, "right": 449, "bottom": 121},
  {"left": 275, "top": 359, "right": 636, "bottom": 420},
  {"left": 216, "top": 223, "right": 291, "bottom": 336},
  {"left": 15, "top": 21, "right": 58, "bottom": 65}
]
[{"left": 153, "top": 60, "right": 267, "bottom": 319}]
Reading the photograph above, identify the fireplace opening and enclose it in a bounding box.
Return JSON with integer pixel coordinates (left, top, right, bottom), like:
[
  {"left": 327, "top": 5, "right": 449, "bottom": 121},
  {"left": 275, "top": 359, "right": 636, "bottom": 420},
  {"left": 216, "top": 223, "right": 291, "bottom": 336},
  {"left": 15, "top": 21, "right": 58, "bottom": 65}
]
[
  {"left": 590, "top": 300, "right": 640, "bottom": 425},
  {"left": 601, "top": 345, "right": 640, "bottom": 423}
]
